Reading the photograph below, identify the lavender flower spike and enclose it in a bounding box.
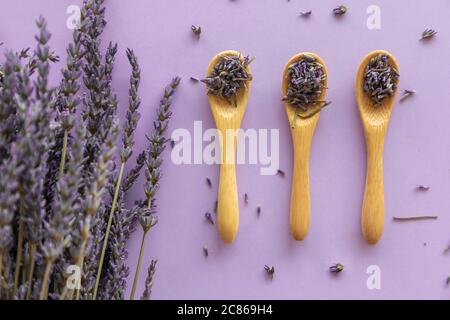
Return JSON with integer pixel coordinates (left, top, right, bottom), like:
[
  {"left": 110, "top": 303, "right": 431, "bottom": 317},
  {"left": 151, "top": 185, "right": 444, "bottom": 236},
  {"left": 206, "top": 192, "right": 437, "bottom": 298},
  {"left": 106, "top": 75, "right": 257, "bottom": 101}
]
[
  {"left": 141, "top": 260, "right": 157, "bottom": 300},
  {"left": 74, "top": 119, "right": 118, "bottom": 300},
  {"left": 93, "top": 48, "right": 142, "bottom": 300},
  {"left": 130, "top": 77, "right": 181, "bottom": 300}
]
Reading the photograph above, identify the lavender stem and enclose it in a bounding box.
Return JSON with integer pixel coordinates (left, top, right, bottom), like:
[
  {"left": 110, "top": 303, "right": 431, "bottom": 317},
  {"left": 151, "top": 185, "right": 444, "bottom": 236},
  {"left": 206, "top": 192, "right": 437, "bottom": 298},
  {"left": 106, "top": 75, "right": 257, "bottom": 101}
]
[
  {"left": 130, "top": 230, "right": 149, "bottom": 300},
  {"left": 13, "top": 202, "right": 24, "bottom": 293},
  {"left": 25, "top": 243, "right": 36, "bottom": 300},
  {"left": 39, "top": 260, "right": 53, "bottom": 300},
  {"left": 75, "top": 237, "right": 88, "bottom": 300},
  {"left": 0, "top": 251, "right": 3, "bottom": 298},
  {"left": 93, "top": 161, "right": 125, "bottom": 300},
  {"left": 58, "top": 130, "right": 69, "bottom": 178}
]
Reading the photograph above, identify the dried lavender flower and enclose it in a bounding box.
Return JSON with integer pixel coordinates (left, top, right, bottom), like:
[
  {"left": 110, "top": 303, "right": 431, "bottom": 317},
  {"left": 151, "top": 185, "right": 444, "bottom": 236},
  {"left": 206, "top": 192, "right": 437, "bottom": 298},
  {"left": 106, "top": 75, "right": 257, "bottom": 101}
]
[
  {"left": 299, "top": 10, "right": 312, "bottom": 17},
  {"left": 93, "top": 48, "right": 142, "bottom": 299},
  {"left": 329, "top": 263, "right": 344, "bottom": 273},
  {"left": 0, "top": 53, "right": 21, "bottom": 162},
  {"left": 191, "top": 25, "right": 201, "bottom": 38},
  {"left": 0, "top": 158, "right": 19, "bottom": 252},
  {"left": 0, "top": 155, "right": 21, "bottom": 298},
  {"left": 140, "top": 77, "right": 181, "bottom": 232},
  {"left": 205, "top": 212, "right": 214, "bottom": 225},
  {"left": 420, "top": 29, "right": 437, "bottom": 40},
  {"left": 363, "top": 54, "right": 399, "bottom": 104},
  {"left": 0, "top": 0, "right": 180, "bottom": 301},
  {"left": 201, "top": 54, "right": 253, "bottom": 105},
  {"left": 121, "top": 150, "right": 147, "bottom": 194},
  {"left": 283, "top": 54, "right": 330, "bottom": 120},
  {"left": 399, "top": 89, "right": 416, "bottom": 102},
  {"left": 75, "top": 119, "right": 118, "bottom": 300},
  {"left": 98, "top": 202, "right": 137, "bottom": 300},
  {"left": 120, "top": 49, "right": 141, "bottom": 164},
  {"left": 416, "top": 184, "right": 430, "bottom": 191},
  {"left": 14, "top": 17, "right": 56, "bottom": 300},
  {"left": 130, "top": 77, "right": 181, "bottom": 300},
  {"left": 264, "top": 265, "right": 275, "bottom": 279},
  {"left": 43, "top": 125, "right": 86, "bottom": 263},
  {"left": 140, "top": 260, "right": 157, "bottom": 300},
  {"left": 333, "top": 5, "right": 347, "bottom": 15},
  {"left": 54, "top": 27, "right": 84, "bottom": 179}
]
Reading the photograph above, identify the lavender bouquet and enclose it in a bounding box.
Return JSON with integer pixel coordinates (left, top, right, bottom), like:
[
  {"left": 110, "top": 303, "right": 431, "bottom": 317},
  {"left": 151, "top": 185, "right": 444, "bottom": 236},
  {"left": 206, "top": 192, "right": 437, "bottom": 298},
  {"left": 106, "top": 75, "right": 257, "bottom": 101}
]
[{"left": 0, "top": 0, "right": 180, "bottom": 300}]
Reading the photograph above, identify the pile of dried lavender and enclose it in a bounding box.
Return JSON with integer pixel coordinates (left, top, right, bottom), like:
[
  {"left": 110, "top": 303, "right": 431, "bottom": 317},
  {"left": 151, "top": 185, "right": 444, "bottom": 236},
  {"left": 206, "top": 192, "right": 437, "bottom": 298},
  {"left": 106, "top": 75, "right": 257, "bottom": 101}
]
[
  {"left": 201, "top": 54, "right": 253, "bottom": 105},
  {"left": 283, "top": 54, "right": 330, "bottom": 119},
  {"left": 0, "top": 0, "right": 180, "bottom": 300},
  {"left": 363, "top": 54, "right": 399, "bottom": 104}
]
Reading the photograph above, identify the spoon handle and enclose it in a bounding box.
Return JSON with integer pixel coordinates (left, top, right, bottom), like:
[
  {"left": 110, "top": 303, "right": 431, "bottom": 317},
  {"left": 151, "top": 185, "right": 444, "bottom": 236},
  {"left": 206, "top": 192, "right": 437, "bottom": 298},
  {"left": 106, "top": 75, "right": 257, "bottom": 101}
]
[
  {"left": 362, "top": 129, "right": 386, "bottom": 244},
  {"left": 217, "top": 131, "right": 239, "bottom": 243},
  {"left": 289, "top": 124, "right": 317, "bottom": 240}
]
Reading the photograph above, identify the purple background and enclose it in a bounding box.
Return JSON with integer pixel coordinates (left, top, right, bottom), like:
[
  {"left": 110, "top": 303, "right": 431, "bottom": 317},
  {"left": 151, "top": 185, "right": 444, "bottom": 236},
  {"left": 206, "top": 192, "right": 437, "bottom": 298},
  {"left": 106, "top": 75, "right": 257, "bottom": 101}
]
[{"left": 1, "top": 0, "right": 450, "bottom": 299}]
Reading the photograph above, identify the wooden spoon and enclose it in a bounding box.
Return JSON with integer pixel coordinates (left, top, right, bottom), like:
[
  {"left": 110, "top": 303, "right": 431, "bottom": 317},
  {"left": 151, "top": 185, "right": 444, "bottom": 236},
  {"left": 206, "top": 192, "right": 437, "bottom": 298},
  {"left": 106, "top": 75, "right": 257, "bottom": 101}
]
[
  {"left": 282, "top": 52, "right": 328, "bottom": 241},
  {"left": 206, "top": 50, "right": 251, "bottom": 243},
  {"left": 355, "top": 50, "right": 399, "bottom": 244}
]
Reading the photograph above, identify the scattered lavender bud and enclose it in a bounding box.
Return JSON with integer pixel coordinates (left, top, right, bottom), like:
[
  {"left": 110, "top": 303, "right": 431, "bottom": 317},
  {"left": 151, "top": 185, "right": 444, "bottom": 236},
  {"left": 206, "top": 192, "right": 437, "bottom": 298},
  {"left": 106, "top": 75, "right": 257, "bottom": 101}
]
[
  {"left": 244, "top": 193, "right": 249, "bottom": 205},
  {"left": 264, "top": 265, "right": 275, "bottom": 279},
  {"left": 420, "top": 29, "right": 437, "bottom": 40},
  {"left": 329, "top": 263, "right": 344, "bottom": 273},
  {"left": 214, "top": 200, "right": 218, "bottom": 214},
  {"left": 206, "top": 177, "right": 212, "bottom": 188},
  {"left": 205, "top": 212, "right": 214, "bottom": 225},
  {"left": 203, "top": 246, "right": 209, "bottom": 257},
  {"left": 257, "top": 205, "right": 261, "bottom": 217},
  {"left": 416, "top": 184, "right": 430, "bottom": 191},
  {"left": 333, "top": 5, "right": 347, "bottom": 15},
  {"left": 299, "top": 10, "right": 312, "bottom": 17},
  {"left": 191, "top": 25, "right": 201, "bottom": 38},
  {"left": 190, "top": 76, "right": 200, "bottom": 82},
  {"left": 277, "top": 169, "right": 285, "bottom": 177},
  {"left": 399, "top": 89, "right": 416, "bottom": 102}
]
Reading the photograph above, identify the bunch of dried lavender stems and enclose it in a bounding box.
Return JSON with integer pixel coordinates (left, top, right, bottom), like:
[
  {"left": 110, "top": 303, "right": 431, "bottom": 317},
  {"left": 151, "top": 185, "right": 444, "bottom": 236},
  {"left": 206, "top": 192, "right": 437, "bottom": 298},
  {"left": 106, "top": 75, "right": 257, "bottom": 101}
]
[{"left": 0, "top": 0, "right": 180, "bottom": 300}]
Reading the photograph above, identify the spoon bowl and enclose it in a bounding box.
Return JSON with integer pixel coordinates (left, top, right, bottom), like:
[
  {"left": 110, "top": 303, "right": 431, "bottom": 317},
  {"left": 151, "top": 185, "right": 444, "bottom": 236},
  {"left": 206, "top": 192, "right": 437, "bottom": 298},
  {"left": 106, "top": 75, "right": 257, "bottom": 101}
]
[
  {"left": 355, "top": 50, "right": 399, "bottom": 244},
  {"left": 282, "top": 52, "right": 328, "bottom": 241},
  {"left": 206, "top": 50, "right": 251, "bottom": 243}
]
